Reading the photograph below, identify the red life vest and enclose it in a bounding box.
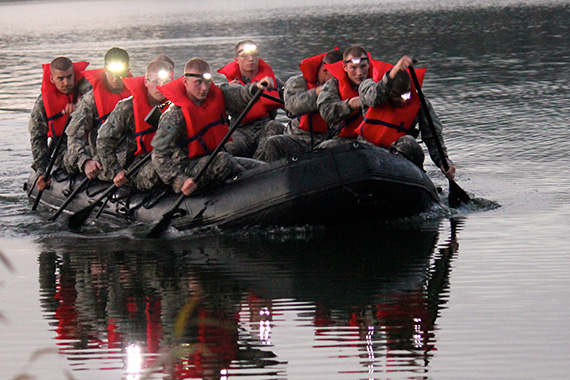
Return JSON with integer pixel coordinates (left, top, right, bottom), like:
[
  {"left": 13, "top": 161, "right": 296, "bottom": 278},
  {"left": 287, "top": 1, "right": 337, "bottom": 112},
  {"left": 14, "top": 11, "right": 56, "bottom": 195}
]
[
  {"left": 355, "top": 61, "right": 426, "bottom": 148},
  {"left": 41, "top": 61, "right": 89, "bottom": 138},
  {"left": 217, "top": 58, "right": 282, "bottom": 124},
  {"left": 122, "top": 76, "right": 166, "bottom": 155},
  {"left": 158, "top": 77, "right": 229, "bottom": 158},
  {"left": 323, "top": 56, "right": 374, "bottom": 138},
  {"left": 82, "top": 68, "right": 132, "bottom": 128},
  {"left": 297, "top": 52, "right": 328, "bottom": 134}
]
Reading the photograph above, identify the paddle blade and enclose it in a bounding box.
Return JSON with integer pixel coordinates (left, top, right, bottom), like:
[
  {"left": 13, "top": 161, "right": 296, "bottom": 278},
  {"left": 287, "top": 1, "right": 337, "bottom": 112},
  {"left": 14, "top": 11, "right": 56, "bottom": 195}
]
[
  {"left": 146, "top": 211, "right": 176, "bottom": 239},
  {"left": 67, "top": 203, "right": 98, "bottom": 231},
  {"left": 448, "top": 179, "right": 471, "bottom": 208}
]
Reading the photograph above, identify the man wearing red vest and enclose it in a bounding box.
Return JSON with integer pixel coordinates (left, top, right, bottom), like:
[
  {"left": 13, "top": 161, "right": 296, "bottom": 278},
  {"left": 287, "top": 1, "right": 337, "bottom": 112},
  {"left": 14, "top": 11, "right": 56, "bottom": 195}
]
[
  {"left": 152, "top": 58, "right": 269, "bottom": 196},
  {"left": 357, "top": 55, "right": 456, "bottom": 178},
  {"left": 217, "top": 40, "right": 284, "bottom": 160},
  {"left": 316, "top": 45, "right": 373, "bottom": 149},
  {"left": 257, "top": 49, "right": 344, "bottom": 162},
  {"left": 65, "top": 47, "right": 132, "bottom": 180},
  {"left": 29, "top": 57, "right": 92, "bottom": 190},
  {"left": 97, "top": 56, "right": 175, "bottom": 192}
]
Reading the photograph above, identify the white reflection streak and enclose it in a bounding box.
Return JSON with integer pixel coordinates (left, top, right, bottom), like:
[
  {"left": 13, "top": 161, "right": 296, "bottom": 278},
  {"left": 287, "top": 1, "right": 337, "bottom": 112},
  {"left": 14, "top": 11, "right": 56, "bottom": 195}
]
[
  {"left": 413, "top": 318, "right": 423, "bottom": 349},
  {"left": 259, "top": 307, "right": 271, "bottom": 345},
  {"left": 366, "top": 325, "right": 375, "bottom": 379},
  {"left": 220, "top": 368, "right": 228, "bottom": 379},
  {"left": 126, "top": 344, "right": 143, "bottom": 380}
]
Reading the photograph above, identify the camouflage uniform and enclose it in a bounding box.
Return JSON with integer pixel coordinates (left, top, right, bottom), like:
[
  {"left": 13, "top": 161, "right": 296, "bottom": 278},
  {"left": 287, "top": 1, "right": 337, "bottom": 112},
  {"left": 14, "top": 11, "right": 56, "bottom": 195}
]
[
  {"left": 223, "top": 77, "right": 285, "bottom": 160},
  {"left": 315, "top": 77, "right": 360, "bottom": 149},
  {"left": 258, "top": 74, "right": 327, "bottom": 162},
  {"left": 96, "top": 97, "right": 162, "bottom": 192},
  {"left": 359, "top": 75, "right": 451, "bottom": 169},
  {"left": 151, "top": 83, "right": 266, "bottom": 194},
  {"left": 28, "top": 79, "right": 91, "bottom": 176},
  {"left": 64, "top": 89, "right": 127, "bottom": 180}
]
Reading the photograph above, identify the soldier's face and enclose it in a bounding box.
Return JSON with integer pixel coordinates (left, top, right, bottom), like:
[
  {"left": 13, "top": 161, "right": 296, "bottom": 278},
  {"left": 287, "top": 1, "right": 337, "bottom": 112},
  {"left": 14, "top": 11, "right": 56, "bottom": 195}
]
[
  {"left": 236, "top": 46, "right": 260, "bottom": 74},
  {"left": 183, "top": 70, "right": 211, "bottom": 103},
  {"left": 317, "top": 64, "right": 333, "bottom": 85},
  {"left": 145, "top": 69, "right": 172, "bottom": 103},
  {"left": 50, "top": 67, "right": 75, "bottom": 95},
  {"left": 343, "top": 55, "right": 369, "bottom": 85},
  {"left": 105, "top": 69, "right": 125, "bottom": 92}
]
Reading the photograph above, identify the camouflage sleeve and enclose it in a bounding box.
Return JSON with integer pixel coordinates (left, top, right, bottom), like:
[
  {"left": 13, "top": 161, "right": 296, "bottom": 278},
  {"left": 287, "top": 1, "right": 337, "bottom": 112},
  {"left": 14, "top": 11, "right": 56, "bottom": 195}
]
[
  {"left": 359, "top": 73, "right": 395, "bottom": 109},
  {"left": 97, "top": 97, "right": 135, "bottom": 177},
  {"left": 28, "top": 95, "right": 50, "bottom": 175},
  {"left": 417, "top": 96, "right": 449, "bottom": 167},
  {"left": 65, "top": 91, "right": 97, "bottom": 172},
  {"left": 151, "top": 106, "right": 189, "bottom": 193},
  {"left": 283, "top": 74, "right": 318, "bottom": 116},
  {"left": 220, "top": 82, "right": 258, "bottom": 115},
  {"left": 317, "top": 78, "right": 353, "bottom": 130}
]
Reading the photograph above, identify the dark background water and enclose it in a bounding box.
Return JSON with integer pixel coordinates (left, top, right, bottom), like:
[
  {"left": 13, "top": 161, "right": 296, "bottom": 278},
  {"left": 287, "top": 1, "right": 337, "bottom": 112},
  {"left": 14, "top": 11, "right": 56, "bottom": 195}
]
[{"left": 1, "top": 0, "right": 569, "bottom": 379}]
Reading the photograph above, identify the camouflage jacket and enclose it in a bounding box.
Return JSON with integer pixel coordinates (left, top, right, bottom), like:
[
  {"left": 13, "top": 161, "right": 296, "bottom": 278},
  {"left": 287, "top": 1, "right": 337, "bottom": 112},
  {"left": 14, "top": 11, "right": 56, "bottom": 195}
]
[
  {"left": 151, "top": 82, "right": 259, "bottom": 192},
  {"left": 359, "top": 77, "right": 450, "bottom": 167},
  {"left": 64, "top": 90, "right": 100, "bottom": 172},
  {"left": 28, "top": 79, "right": 91, "bottom": 175},
  {"left": 282, "top": 74, "right": 321, "bottom": 138},
  {"left": 96, "top": 97, "right": 139, "bottom": 178},
  {"left": 226, "top": 76, "right": 285, "bottom": 129}
]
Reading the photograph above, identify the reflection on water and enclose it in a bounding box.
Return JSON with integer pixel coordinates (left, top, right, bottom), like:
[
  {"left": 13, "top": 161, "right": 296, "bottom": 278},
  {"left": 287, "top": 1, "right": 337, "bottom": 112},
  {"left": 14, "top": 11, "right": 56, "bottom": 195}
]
[{"left": 36, "top": 221, "right": 461, "bottom": 378}]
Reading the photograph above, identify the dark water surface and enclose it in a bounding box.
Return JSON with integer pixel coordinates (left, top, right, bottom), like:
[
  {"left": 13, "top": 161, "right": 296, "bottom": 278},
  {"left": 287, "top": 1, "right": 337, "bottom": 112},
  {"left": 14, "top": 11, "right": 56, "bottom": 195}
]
[{"left": 1, "top": 0, "right": 569, "bottom": 379}]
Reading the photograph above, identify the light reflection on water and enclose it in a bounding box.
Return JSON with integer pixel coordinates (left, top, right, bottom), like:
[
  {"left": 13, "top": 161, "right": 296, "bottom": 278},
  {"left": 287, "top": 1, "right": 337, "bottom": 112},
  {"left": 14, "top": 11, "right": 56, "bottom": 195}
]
[{"left": 0, "top": 0, "right": 570, "bottom": 379}]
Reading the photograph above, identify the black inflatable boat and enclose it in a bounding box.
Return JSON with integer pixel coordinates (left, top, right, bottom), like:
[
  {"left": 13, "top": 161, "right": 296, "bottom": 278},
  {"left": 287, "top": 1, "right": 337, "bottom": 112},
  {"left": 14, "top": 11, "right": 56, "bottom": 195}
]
[{"left": 26, "top": 143, "right": 441, "bottom": 231}]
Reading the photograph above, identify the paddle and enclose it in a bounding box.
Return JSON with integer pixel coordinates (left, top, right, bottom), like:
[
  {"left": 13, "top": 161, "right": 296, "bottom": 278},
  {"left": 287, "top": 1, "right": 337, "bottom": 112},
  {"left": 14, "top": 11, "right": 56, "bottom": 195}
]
[
  {"left": 260, "top": 92, "right": 284, "bottom": 105},
  {"left": 67, "top": 152, "right": 153, "bottom": 230},
  {"left": 146, "top": 85, "right": 266, "bottom": 239},
  {"left": 408, "top": 64, "right": 471, "bottom": 209},
  {"left": 47, "top": 176, "right": 90, "bottom": 221},
  {"left": 31, "top": 116, "right": 73, "bottom": 211}
]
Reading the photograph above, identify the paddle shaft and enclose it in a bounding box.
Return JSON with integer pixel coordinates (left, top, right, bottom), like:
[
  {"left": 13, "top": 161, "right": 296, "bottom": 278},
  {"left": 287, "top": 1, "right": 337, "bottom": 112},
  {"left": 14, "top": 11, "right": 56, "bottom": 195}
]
[
  {"left": 147, "top": 85, "right": 266, "bottom": 238},
  {"left": 409, "top": 64, "right": 471, "bottom": 208},
  {"left": 47, "top": 176, "right": 90, "bottom": 221},
  {"left": 408, "top": 65, "right": 450, "bottom": 172},
  {"left": 31, "top": 116, "right": 73, "bottom": 210},
  {"left": 260, "top": 92, "right": 284, "bottom": 105}
]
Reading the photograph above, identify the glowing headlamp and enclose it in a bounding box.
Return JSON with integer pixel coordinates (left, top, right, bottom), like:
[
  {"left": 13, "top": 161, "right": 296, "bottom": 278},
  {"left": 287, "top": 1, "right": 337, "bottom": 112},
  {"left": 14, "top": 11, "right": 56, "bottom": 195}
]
[
  {"left": 147, "top": 69, "right": 173, "bottom": 86},
  {"left": 238, "top": 43, "right": 257, "bottom": 55},
  {"left": 184, "top": 72, "right": 212, "bottom": 81},
  {"left": 106, "top": 61, "right": 127, "bottom": 75},
  {"left": 158, "top": 70, "right": 170, "bottom": 81},
  {"left": 401, "top": 91, "right": 411, "bottom": 101},
  {"left": 344, "top": 57, "right": 369, "bottom": 65}
]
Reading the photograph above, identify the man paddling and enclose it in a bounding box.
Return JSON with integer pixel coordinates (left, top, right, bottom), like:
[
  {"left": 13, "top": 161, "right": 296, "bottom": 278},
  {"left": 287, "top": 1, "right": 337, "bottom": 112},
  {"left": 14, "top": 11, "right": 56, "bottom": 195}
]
[
  {"left": 97, "top": 56, "right": 174, "bottom": 192},
  {"left": 152, "top": 58, "right": 269, "bottom": 196},
  {"left": 65, "top": 47, "right": 132, "bottom": 180},
  {"left": 356, "top": 56, "right": 456, "bottom": 178},
  {"left": 29, "top": 57, "right": 92, "bottom": 190},
  {"left": 258, "top": 48, "right": 344, "bottom": 162},
  {"left": 217, "top": 40, "right": 284, "bottom": 159}
]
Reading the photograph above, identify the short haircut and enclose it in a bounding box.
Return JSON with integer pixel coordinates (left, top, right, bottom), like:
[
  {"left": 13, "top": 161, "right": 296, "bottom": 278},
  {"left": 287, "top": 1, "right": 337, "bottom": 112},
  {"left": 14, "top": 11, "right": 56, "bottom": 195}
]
[
  {"left": 343, "top": 46, "right": 367, "bottom": 61},
  {"left": 104, "top": 47, "right": 129, "bottom": 65},
  {"left": 151, "top": 54, "right": 174, "bottom": 70},
  {"left": 322, "top": 49, "right": 343, "bottom": 65},
  {"left": 146, "top": 60, "right": 173, "bottom": 77},
  {"left": 184, "top": 58, "right": 211, "bottom": 74},
  {"left": 50, "top": 57, "right": 73, "bottom": 72},
  {"left": 234, "top": 40, "right": 257, "bottom": 56},
  {"left": 392, "top": 69, "right": 412, "bottom": 93}
]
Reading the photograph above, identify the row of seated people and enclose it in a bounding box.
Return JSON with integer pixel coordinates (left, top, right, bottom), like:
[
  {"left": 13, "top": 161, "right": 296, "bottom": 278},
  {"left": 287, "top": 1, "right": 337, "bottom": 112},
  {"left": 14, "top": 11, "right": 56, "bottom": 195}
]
[{"left": 29, "top": 42, "right": 456, "bottom": 197}]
